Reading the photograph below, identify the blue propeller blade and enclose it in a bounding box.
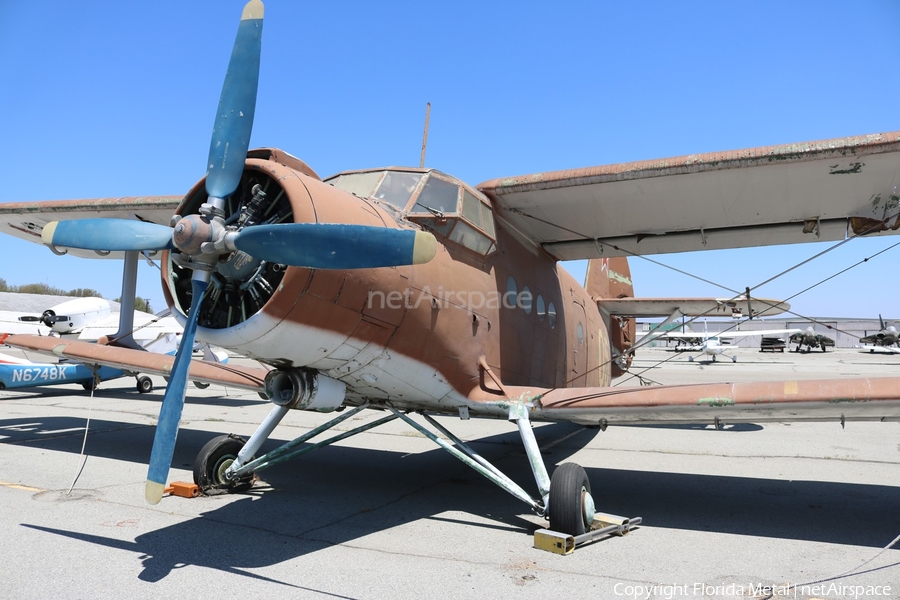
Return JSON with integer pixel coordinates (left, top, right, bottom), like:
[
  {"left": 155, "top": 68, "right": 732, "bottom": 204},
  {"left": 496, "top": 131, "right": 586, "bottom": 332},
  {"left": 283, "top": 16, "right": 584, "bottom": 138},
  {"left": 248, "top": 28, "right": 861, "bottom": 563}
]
[
  {"left": 145, "top": 277, "right": 208, "bottom": 505},
  {"left": 232, "top": 223, "right": 438, "bottom": 269},
  {"left": 206, "top": 0, "right": 264, "bottom": 200},
  {"left": 42, "top": 219, "right": 174, "bottom": 252}
]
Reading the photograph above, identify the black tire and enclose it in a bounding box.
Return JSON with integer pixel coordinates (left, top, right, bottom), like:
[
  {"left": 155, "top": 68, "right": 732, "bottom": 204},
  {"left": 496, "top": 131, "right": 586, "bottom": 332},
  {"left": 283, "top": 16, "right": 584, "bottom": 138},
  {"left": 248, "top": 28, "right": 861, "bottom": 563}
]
[
  {"left": 193, "top": 434, "right": 255, "bottom": 493},
  {"left": 193, "top": 381, "right": 210, "bottom": 389},
  {"left": 81, "top": 380, "right": 97, "bottom": 391},
  {"left": 136, "top": 376, "right": 153, "bottom": 394},
  {"left": 548, "top": 463, "right": 593, "bottom": 536}
]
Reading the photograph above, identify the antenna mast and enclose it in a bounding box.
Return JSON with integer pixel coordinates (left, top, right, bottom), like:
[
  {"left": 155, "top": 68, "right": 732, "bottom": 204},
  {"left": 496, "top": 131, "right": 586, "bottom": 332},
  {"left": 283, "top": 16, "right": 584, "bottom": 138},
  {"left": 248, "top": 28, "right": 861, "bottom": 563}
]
[{"left": 419, "top": 102, "right": 431, "bottom": 168}]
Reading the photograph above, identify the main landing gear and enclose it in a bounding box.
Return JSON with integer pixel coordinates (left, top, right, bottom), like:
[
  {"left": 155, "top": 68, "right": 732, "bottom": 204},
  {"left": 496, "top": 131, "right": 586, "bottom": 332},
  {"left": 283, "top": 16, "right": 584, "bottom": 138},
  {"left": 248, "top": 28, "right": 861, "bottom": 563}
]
[{"left": 190, "top": 393, "right": 604, "bottom": 538}]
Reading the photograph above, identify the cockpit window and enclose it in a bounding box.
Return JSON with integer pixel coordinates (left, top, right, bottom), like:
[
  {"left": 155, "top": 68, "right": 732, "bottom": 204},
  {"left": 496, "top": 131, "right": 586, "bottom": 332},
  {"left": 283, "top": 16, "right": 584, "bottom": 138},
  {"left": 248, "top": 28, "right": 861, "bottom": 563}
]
[
  {"left": 410, "top": 176, "right": 459, "bottom": 216},
  {"left": 373, "top": 172, "right": 423, "bottom": 211},
  {"left": 328, "top": 171, "right": 384, "bottom": 199},
  {"left": 326, "top": 168, "right": 498, "bottom": 257}
]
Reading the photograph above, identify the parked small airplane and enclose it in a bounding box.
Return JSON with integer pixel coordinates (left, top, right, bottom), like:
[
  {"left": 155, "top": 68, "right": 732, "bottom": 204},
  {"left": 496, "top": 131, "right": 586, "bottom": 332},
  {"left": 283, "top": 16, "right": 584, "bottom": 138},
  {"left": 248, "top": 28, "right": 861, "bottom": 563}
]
[
  {"left": 2, "top": 296, "right": 111, "bottom": 336},
  {"left": 2, "top": 1, "right": 900, "bottom": 537},
  {"left": 859, "top": 314, "right": 899, "bottom": 349},
  {"left": 789, "top": 327, "right": 836, "bottom": 353},
  {"left": 654, "top": 323, "right": 800, "bottom": 363},
  {"left": 0, "top": 297, "right": 220, "bottom": 392}
]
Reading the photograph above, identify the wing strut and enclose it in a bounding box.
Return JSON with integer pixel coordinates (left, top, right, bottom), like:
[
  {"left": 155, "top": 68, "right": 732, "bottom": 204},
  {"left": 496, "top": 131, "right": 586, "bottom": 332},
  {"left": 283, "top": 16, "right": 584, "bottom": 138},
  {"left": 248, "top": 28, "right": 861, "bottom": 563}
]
[{"left": 109, "top": 250, "right": 142, "bottom": 350}]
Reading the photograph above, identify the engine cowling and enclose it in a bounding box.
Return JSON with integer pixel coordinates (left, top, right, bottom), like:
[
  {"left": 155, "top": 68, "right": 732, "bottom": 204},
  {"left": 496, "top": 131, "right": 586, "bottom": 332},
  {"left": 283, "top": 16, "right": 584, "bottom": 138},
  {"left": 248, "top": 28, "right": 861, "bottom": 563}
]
[
  {"left": 263, "top": 368, "right": 346, "bottom": 411},
  {"left": 161, "top": 149, "right": 406, "bottom": 369}
]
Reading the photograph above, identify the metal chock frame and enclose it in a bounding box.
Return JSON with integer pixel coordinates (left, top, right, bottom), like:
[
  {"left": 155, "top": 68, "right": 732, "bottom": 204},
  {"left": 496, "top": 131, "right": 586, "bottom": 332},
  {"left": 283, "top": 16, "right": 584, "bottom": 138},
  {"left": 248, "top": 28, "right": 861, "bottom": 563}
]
[
  {"left": 390, "top": 407, "right": 545, "bottom": 515},
  {"left": 226, "top": 403, "right": 398, "bottom": 479}
]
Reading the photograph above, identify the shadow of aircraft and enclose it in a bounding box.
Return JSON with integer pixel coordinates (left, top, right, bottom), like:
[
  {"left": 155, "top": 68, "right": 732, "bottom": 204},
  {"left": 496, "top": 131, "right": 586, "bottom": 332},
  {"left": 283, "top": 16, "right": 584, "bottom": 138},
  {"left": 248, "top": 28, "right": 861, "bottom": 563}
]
[{"left": 9, "top": 414, "right": 900, "bottom": 583}]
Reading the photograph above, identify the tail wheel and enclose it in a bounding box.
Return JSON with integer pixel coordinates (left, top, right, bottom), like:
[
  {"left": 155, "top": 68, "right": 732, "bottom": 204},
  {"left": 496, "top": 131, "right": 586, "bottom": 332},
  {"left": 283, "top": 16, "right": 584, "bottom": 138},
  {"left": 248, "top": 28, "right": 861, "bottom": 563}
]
[
  {"left": 548, "top": 462, "right": 595, "bottom": 536},
  {"left": 193, "top": 434, "right": 256, "bottom": 493}
]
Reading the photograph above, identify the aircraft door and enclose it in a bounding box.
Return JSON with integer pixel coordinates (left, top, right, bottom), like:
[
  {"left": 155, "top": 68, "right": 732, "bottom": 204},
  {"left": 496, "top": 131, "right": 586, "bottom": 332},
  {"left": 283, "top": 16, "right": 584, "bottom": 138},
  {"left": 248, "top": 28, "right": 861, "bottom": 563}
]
[{"left": 569, "top": 300, "right": 589, "bottom": 386}]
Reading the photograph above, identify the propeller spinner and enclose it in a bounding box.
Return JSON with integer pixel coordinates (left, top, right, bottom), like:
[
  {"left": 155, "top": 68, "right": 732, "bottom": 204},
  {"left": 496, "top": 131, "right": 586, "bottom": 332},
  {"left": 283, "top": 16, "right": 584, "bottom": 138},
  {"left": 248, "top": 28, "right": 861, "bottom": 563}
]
[{"left": 38, "top": 0, "right": 436, "bottom": 505}]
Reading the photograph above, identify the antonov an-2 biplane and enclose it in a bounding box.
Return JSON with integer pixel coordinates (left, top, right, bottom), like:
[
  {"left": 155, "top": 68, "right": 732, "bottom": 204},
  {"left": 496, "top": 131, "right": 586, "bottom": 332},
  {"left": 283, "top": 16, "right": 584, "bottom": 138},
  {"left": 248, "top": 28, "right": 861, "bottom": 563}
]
[{"left": 1, "top": 1, "right": 900, "bottom": 537}]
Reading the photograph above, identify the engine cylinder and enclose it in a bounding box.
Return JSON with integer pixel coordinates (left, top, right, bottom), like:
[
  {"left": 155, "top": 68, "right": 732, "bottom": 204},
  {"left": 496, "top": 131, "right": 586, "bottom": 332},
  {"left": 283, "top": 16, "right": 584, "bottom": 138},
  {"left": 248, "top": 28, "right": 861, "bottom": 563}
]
[{"left": 264, "top": 368, "right": 346, "bottom": 412}]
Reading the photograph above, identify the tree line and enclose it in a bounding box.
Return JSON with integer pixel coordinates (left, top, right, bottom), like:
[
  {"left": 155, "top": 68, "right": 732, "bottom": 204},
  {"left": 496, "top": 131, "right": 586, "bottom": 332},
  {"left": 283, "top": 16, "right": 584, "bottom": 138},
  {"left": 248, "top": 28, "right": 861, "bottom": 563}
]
[{"left": 0, "top": 278, "right": 153, "bottom": 313}]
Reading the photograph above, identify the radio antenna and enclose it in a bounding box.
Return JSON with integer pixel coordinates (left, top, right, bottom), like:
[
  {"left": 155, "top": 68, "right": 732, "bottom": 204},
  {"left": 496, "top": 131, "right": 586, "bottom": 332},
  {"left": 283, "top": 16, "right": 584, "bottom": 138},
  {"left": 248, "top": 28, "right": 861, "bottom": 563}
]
[{"left": 419, "top": 102, "right": 431, "bottom": 168}]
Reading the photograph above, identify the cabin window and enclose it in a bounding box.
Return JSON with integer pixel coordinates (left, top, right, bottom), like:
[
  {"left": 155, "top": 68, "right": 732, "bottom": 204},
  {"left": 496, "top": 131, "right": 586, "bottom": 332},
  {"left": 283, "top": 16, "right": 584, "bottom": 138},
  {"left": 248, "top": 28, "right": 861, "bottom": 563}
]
[
  {"left": 536, "top": 295, "right": 546, "bottom": 322},
  {"left": 577, "top": 322, "right": 584, "bottom": 345},
  {"left": 506, "top": 276, "right": 517, "bottom": 309},
  {"left": 548, "top": 302, "right": 557, "bottom": 329},
  {"left": 520, "top": 286, "right": 533, "bottom": 315}
]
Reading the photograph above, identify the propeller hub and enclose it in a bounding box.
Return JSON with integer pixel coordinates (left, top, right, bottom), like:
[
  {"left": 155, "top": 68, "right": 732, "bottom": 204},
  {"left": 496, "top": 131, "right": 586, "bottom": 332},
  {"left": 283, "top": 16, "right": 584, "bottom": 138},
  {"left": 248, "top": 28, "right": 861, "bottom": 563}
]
[{"left": 173, "top": 214, "right": 215, "bottom": 255}]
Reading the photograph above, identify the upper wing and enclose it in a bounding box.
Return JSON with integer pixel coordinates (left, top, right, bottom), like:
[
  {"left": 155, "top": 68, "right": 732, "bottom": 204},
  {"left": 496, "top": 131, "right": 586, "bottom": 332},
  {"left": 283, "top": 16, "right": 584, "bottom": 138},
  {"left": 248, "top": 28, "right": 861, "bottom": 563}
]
[
  {"left": 3, "top": 334, "right": 267, "bottom": 392},
  {"left": 0, "top": 196, "right": 182, "bottom": 259},
  {"left": 715, "top": 328, "right": 801, "bottom": 339},
  {"left": 504, "top": 380, "right": 900, "bottom": 426},
  {"left": 478, "top": 131, "right": 900, "bottom": 259},
  {"left": 651, "top": 331, "right": 702, "bottom": 340}
]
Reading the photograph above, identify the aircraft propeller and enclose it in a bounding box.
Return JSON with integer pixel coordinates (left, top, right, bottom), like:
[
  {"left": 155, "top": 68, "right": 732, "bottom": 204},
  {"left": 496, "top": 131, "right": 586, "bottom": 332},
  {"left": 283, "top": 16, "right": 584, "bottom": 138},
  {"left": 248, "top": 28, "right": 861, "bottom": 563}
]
[
  {"left": 18, "top": 309, "right": 68, "bottom": 328},
  {"left": 37, "top": 0, "right": 436, "bottom": 504}
]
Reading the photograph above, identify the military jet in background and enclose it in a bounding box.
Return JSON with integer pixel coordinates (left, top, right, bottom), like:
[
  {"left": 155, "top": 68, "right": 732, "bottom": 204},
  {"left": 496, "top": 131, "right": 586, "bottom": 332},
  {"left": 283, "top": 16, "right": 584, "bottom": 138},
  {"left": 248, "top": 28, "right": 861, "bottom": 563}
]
[
  {"left": 789, "top": 327, "right": 836, "bottom": 353},
  {"left": 859, "top": 314, "right": 899, "bottom": 349}
]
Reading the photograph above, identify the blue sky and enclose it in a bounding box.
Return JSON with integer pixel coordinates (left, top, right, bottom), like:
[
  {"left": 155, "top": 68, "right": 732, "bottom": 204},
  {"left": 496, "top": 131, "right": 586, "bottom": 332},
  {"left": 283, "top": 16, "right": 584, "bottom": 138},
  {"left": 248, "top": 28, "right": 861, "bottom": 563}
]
[{"left": 0, "top": 1, "right": 898, "bottom": 318}]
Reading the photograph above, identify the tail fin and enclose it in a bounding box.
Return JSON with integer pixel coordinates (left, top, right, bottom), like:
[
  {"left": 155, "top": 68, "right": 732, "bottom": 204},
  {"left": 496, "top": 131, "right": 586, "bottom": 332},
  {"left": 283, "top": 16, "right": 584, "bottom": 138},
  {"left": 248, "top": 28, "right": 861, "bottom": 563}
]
[{"left": 585, "top": 257, "right": 635, "bottom": 377}]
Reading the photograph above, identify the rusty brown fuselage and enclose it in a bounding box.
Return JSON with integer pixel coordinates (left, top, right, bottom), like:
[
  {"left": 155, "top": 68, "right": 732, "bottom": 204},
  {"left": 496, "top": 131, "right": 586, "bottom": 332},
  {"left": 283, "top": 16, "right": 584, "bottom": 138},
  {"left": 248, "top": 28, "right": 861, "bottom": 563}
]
[{"left": 161, "top": 151, "right": 613, "bottom": 414}]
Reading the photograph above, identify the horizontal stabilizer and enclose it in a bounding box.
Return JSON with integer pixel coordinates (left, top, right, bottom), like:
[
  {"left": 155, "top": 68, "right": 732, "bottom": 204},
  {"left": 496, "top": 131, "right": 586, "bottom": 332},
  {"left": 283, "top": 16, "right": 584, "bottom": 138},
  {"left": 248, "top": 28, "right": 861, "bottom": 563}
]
[{"left": 597, "top": 297, "right": 789, "bottom": 318}]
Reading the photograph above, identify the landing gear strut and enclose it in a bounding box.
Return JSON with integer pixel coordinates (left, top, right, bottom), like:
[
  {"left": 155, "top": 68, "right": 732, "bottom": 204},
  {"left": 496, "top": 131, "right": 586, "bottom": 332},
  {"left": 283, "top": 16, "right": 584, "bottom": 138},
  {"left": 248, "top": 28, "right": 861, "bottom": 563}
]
[{"left": 189, "top": 395, "right": 615, "bottom": 544}]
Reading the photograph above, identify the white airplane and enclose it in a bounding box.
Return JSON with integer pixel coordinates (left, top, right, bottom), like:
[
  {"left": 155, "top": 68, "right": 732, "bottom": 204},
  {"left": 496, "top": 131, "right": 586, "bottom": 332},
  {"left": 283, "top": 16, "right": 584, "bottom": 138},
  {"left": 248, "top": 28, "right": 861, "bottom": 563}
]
[
  {"left": 2, "top": 296, "right": 111, "bottom": 336},
  {"left": 0, "top": 296, "right": 217, "bottom": 393},
  {"left": 657, "top": 323, "right": 800, "bottom": 363}
]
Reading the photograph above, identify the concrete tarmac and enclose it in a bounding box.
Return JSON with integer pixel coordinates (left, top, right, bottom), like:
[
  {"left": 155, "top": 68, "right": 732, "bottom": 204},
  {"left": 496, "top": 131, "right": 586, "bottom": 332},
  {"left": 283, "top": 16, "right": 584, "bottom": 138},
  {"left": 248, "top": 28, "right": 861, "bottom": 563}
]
[{"left": 0, "top": 347, "right": 897, "bottom": 599}]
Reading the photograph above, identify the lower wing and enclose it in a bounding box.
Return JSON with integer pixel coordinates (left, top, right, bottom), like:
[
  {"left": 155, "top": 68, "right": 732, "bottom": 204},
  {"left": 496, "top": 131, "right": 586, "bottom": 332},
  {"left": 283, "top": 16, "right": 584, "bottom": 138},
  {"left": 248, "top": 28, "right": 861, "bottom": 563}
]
[
  {"left": 3, "top": 334, "right": 267, "bottom": 392},
  {"left": 504, "top": 380, "right": 900, "bottom": 426}
]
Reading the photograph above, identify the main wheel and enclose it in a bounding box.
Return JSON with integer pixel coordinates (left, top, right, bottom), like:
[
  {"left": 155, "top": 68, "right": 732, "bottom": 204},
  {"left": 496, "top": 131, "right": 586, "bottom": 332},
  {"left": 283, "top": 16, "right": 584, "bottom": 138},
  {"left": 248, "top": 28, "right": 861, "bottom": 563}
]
[
  {"left": 548, "top": 463, "right": 595, "bottom": 536},
  {"left": 193, "top": 434, "right": 256, "bottom": 493},
  {"left": 136, "top": 376, "right": 153, "bottom": 394}
]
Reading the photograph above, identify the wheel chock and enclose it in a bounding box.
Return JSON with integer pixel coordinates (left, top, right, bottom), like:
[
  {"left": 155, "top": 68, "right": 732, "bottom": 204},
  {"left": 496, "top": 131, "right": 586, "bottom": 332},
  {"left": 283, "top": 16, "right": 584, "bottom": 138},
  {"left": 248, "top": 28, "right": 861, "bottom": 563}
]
[
  {"left": 534, "top": 513, "right": 642, "bottom": 555},
  {"left": 164, "top": 481, "right": 200, "bottom": 498}
]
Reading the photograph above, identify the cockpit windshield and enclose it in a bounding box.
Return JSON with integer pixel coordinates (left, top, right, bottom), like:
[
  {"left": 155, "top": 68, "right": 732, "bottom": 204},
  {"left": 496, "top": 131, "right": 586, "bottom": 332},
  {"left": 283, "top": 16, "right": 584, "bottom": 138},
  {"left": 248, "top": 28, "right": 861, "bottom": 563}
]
[
  {"left": 326, "top": 168, "right": 497, "bottom": 256},
  {"left": 373, "top": 172, "right": 423, "bottom": 211}
]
